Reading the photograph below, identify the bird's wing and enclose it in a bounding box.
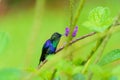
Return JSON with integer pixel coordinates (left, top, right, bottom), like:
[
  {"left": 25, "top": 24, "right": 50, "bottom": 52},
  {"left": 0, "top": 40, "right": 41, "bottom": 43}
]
[{"left": 39, "top": 40, "right": 51, "bottom": 62}]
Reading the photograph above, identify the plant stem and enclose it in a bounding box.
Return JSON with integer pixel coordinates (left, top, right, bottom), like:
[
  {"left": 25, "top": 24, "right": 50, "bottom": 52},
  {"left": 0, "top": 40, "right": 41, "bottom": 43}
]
[
  {"left": 69, "top": 0, "right": 86, "bottom": 41},
  {"left": 50, "top": 69, "right": 57, "bottom": 80},
  {"left": 73, "top": 0, "right": 86, "bottom": 27},
  {"left": 87, "top": 12, "right": 120, "bottom": 80},
  {"left": 81, "top": 38, "right": 104, "bottom": 74},
  {"left": 70, "top": 0, "right": 74, "bottom": 27},
  {"left": 87, "top": 33, "right": 113, "bottom": 80},
  {"left": 86, "top": 37, "right": 108, "bottom": 80}
]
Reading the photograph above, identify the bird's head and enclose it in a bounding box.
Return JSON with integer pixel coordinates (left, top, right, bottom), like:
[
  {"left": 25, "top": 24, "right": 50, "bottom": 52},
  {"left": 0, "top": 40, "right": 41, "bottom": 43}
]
[{"left": 50, "top": 32, "right": 62, "bottom": 41}]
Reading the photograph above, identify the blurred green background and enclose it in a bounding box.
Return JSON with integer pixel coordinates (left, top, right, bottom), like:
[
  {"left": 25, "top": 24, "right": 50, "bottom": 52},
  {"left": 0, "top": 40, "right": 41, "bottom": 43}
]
[{"left": 0, "top": 0, "right": 120, "bottom": 74}]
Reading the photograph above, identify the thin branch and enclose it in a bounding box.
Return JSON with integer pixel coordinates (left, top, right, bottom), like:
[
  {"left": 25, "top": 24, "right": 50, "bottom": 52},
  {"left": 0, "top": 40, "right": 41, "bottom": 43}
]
[
  {"left": 56, "top": 32, "right": 96, "bottom": 53},
  {"left": 37, "top": 32, "right": 96, "bottom": 69}
]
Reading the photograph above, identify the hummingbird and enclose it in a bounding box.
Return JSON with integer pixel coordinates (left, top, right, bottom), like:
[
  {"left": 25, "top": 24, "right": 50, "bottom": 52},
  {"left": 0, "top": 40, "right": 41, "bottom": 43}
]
[{"left": 39, "top": 32, "right": 62, "bottom": 64}]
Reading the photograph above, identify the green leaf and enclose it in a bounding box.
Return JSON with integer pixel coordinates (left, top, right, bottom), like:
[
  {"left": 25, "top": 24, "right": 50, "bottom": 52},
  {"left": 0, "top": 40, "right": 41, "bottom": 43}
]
[
  {"left": 83, "top": 7, "right": 113, "bottom": 32},
  {"left": 99, "top": 49, "right": 120, "bottom": 66},
  {"left": 0, "top": 68, "right": 22, "bottom": 80},
  {"left": 55, "top": 60, "right": 73, "bottom": 75},
  {"left": 0, "top": 32, "right": 9, "bottom": 54}
]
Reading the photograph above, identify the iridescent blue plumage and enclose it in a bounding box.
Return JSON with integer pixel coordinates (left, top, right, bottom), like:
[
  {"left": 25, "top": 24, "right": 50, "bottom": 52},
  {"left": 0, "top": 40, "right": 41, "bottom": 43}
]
[{"left": 39, "top": 32, "right": 62, "bottom": 64}]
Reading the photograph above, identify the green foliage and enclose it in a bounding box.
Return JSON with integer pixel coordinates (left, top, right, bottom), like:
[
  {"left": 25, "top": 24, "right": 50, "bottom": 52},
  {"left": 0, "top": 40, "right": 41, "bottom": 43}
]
[
  {"left": 0, "top": 32, "right": 9, "bottom": 54},
  {"left": 36, "top": 59, "right": 85, "bottom": 79},
  {"left": 99, "top": 49, "right": 120, "bottom": 66},
  {"left": 89, "top": 64, "right": 112, "bottom": 80},
  {"left": 83, "top": 7, "right": 113, "bottom": 32},
  {"left": 89, "top": 64, "right": 120, "bottom": 80},
  {"left": 0, "top": 68, "right": 22, "bottom": 80},
  {"left": 56, "top": 60, "right": 73, "bottom": 73},
  {"left": 55, "top": 60, "right": 73, "bottom": 78}
]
